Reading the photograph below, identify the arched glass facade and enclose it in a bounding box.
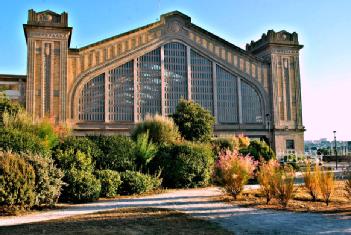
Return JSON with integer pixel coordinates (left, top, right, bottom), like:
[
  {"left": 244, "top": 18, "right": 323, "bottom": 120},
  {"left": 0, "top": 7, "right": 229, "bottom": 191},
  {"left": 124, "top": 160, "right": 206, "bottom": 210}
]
[{"left": 77, "top": 42, "right": 264, "bottom": 124}]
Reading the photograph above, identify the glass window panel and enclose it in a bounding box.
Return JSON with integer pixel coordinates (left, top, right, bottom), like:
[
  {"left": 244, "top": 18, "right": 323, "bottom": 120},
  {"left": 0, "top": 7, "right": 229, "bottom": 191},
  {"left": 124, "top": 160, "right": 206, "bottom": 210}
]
[
  {"left": 78, "top": 74, "right": 105, "bottom": 121},
  {"left": 241, "top": 81, "right": 263, "bottom": 123},
  {"left": 137, "top": 48, "right": 161, "bottom": 119},
  {"left": 164, "top": 42, "right": 188, "bottom": 115},
  {"left": 216, "top": 66, "right": 238, "bottom": 123},
  {"left": 190, "top": 49, "right": 213, "bottom": 113},
  {"left": 108, "top": 61, "right": 134, "bottom": 121}
]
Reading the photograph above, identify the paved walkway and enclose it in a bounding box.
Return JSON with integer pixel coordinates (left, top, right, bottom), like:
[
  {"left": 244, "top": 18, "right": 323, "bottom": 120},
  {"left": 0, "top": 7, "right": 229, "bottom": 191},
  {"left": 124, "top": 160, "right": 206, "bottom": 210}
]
[{"left": 1, "top": 187, "right": 350, "bottom": 234}]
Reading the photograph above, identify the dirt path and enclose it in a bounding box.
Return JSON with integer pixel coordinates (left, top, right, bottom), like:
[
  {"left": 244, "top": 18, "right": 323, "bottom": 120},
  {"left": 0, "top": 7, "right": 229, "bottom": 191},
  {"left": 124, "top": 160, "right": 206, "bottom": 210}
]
[{"left": 1, "top": 187, "right": 350, "bottom": 234}]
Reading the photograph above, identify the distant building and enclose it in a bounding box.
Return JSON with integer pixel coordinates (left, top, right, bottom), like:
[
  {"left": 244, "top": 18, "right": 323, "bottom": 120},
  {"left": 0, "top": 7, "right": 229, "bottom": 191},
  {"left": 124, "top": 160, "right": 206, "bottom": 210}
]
[{"left": 0, "top": 9, "right": 306, "bottom": 155}]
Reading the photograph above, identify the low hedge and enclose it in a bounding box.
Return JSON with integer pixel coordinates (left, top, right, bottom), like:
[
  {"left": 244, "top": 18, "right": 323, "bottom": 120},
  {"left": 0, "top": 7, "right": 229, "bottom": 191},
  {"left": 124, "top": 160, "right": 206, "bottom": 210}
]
[
  {"left": 150, "top": 142, "right": 214, "bottom": 188},
  {"left": 119, "top": 170, "right": 161, "bottom": 195},
  {"left": 60, "top": 168, "right": 101, "bottom": 203},
  {"left": 95, "top": 170, "right": 122, "bottom": 198}
]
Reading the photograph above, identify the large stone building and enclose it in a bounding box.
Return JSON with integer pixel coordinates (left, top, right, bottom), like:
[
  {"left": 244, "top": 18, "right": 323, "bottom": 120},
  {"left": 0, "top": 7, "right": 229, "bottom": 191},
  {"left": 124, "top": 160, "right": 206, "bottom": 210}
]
[{"left": 1, "top": 9, "right": 305, "bottom": 157}]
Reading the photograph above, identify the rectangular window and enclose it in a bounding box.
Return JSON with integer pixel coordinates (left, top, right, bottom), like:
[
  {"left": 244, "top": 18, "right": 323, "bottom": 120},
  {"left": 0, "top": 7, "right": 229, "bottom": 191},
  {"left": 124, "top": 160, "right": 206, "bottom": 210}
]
[{"left": 286, "top": 139, "right": 295, "bottom": 150}]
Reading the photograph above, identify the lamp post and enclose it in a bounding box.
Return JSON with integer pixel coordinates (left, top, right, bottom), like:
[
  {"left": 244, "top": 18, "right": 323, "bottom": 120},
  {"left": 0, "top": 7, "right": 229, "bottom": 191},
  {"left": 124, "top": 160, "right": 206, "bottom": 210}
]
[{"left": 333, "top": 131, "right": 337, "bottom": 170}]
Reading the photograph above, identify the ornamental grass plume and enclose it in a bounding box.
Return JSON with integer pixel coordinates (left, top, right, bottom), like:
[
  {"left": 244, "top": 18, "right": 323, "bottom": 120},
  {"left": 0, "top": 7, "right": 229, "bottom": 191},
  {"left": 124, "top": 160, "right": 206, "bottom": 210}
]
[
  {"left": 273, "top": 165, "right": 295, "bottom": 207},
  {"left": 319, "top": 168, "right": 334, "bottom": 206},
  {"left": 345, "top": 167, "right": 351, "bottom": 201},
  {"left": 303, "top": 161, "right": 321, "bottom": 201},
  {"left": 257, "top": 159, "right": 280, "bottom": 204},
  {"left": 215, "top": 149, "right": 257, "bottom": 199}
]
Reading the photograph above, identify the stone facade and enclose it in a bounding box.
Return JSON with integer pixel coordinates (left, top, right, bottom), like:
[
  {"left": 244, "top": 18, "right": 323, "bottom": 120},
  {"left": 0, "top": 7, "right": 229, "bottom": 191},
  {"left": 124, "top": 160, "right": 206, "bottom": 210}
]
[{"left": 19, "top": 9, "right": 304, "bottom": 156}]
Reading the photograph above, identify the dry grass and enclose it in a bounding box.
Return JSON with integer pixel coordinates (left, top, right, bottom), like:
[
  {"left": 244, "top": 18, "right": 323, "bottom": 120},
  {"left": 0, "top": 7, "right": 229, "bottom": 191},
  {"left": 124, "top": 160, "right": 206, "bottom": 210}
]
[
  {"left": 220, "top": 180, "right": 350, "bottom": 216},
  {"left": 0, "top": 207, "right": 232, "bottom": 235}
]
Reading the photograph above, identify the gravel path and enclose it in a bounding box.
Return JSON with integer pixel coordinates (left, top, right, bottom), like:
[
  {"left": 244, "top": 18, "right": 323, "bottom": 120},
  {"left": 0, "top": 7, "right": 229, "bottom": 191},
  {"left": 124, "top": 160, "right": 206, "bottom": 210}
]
[{"left": 1, "top": 187, "right": 350, "bottom": 234}]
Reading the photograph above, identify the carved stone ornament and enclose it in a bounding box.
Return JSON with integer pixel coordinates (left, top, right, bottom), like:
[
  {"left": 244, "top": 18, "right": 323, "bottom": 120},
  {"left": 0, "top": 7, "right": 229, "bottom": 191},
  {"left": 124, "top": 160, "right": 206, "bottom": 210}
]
[
  {"left": 29, "top": 31, "right": 69, "bottom": 39},
  {"left": 167, "top": 20, "right": 182, "bottom": 34}
]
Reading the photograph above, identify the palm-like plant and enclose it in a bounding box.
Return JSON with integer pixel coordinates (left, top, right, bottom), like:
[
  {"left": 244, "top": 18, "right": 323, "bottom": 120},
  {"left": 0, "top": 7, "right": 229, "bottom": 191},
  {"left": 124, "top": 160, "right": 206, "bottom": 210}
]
[{"left": 135, "top": 130, "right": 158, "bottom": 172}]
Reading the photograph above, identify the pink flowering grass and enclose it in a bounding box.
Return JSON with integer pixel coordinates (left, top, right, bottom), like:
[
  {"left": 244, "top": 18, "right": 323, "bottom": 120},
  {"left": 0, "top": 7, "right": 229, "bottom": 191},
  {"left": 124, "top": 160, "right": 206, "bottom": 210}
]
[{"left": 215, "top": 149, "right": 258, "bottom": 199}]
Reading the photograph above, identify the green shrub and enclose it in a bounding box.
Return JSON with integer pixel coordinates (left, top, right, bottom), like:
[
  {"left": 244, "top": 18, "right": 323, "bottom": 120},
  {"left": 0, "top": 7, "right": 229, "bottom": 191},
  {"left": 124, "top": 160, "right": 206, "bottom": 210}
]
[
  {"left": 211, "top": 138, "right": 234, "bottom": 157},
  {"left": 119, "top": 170, "right": 161, "bottom": 195},
  {"left": 215, "top": 150, "right": 257, "bottom": 199},
  {"left": 60, "top": 168, "right": 101, "bottom": 202},
  {"left": 0, "top": 151, "right": 36, "bottom": 213},
  {"left": 172, "top": 99, "right": 215, "bottom": 142},
  {"left": 53, "top": 149, "right": 94, "bottom": 172},
  {"left": 54, "top": 136, "right": 103, "bottom": 163},
  {"left": 23, "top": 154, "right": 64, "bottom": 207},
  {"left": 0, "top": 128, "right": 50, "bottom": 157},
  {"left": 90, "top": 135, "right": 136, "bottom": 171},
  {"left": 134, "top": 131, "right": 158, "bottom": 172},
  {"left": 95, "top": 170, "right": 122, "bottom": 198},
  {"left": 151, "top": 142, "right": 214, "bottom": 188},
  {"left": 131, "top": 114, "right": 180, "bottom": 145},
  {"left": 240, "top": 140, "right": 275, "bottom": 162}
]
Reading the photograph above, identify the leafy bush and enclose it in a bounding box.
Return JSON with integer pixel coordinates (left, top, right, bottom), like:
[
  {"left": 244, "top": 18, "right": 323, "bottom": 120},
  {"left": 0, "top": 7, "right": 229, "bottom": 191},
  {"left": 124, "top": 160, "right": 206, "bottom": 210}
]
[
  {"left": 272, "top": 165, "right": 295, "bottom": 207},
  {"left": 119, "top": 170, "right": 161, "bottom": 195},
  {"left": 240, "top": 140, "right": 275, "bottom": 162},
  {"left": 54, "top": 136, "right": 102, "bottom": 163},
  {"left": 90, "top": 135, "right": 136, "bottom": 172},
  {"left": 60, "top": 168, "right": 101, "bottom": 202},
  {"left": 215, "top": 150, "right": 257, "bottom": 199},
  {"left": 95, "top": 170, "right": 122, "bottom": 198},
  {"left": 131, "top": 114, "right": 180, "bottom": 145},
  {"left": 0, "top": 93, "right": 21, "bottom": 126},
  {"left": 319, "top": 168, "right": 334, "bottom": 206},
  {"left": 0, "top": 128, "right": 50, "bottom": 157},
  {"left": 3, "top": 110, "right": 60, "bottom": 151},
  {"left": 23, "top": 154, "right": 64, "bottom": 207},
  {"left": 0, "top": 151, "right": 36, "bottom": 213},
  {"left": 257, "top": 160, "right": 280, "bottom": 204},
  {"left": 172, "top": 99, "right": 215, "bottom": 142},
  {"left": 211, "top": 138, "right": 234, "bottom": 157},
  {"left": 134, "top": 131, "right": 158, "bottom": 172},
  {"left": 53, "top": 149, "right": 94, "bottom": 172},
  {"left": 303, "top": 161, "right": 321, "bottom": 201},
  {"left": 151, "top": 142, "right": 214, "bottom": 188},
  {"left": 231, "top": 135, "right": 250, "bottom": 150}
]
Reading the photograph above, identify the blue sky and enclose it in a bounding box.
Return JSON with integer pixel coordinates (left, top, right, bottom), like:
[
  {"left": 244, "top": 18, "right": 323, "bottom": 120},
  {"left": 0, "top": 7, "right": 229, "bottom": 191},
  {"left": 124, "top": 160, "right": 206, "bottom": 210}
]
[{"left": 0, "top": 0, "right": 350, "bottom": 140}]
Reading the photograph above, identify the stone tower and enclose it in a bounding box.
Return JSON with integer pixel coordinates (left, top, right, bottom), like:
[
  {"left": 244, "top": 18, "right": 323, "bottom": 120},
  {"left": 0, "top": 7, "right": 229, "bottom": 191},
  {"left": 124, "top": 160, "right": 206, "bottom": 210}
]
[
  {"left": 24, "top": 9, "right": 71, "bottom": 122},
  {"left": 247, "top": 30, "right": 305, "bottom": 156}
]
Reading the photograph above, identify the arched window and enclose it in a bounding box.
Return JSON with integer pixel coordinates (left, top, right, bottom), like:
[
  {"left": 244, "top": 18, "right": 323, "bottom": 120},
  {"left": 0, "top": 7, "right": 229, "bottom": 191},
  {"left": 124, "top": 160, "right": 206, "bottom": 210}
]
[
  {"left": 191, "top": 49, "right": 213, "bottom": 113},
  {"left": 216, "top": 66, "right": 238, "bottom": 123},
  {"left": 164, "top": 42, "right": 188, "bottom": 115},
  {"left": 78, "top": 74, "right": 105, "bottom": 121},
  {"left": 241, "top": 81, "right": 263, "bottom": 123}
]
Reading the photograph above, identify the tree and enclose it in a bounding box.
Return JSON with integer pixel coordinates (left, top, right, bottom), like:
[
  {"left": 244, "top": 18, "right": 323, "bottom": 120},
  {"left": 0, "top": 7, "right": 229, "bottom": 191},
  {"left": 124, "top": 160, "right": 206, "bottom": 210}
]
[
  {"left": 240, "top": 140, "right": 275, "bottom": 162},
  {"left": 172, "top": 99, "right": 215, "bottom": 142}
]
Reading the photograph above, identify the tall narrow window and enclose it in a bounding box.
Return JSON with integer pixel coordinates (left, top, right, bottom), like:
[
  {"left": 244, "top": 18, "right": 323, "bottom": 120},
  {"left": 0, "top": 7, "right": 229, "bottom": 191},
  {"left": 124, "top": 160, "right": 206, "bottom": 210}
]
[
  {"left": 164, "top": 42, "right": 187, "bottom": 115},
  {"left": 78, "top": 74, "right": 105, "bottom": 121},
  {"left": 137, "top": 48, "right": 162, "bottom": 119},
  {"left": 108, "top": 61, "right": 134, "bottom": 121},
  {"left": 190, "top": 49, "right": 213, "bottom": 113},
  {"left": 44, "top": 43, "right": 52, "bottom": 115},
  {"left": 216, "top": 65, "right": 238, "bottom": 123},
  {"left": 241, "top": 81, "right": 263, "bottom": 123}
]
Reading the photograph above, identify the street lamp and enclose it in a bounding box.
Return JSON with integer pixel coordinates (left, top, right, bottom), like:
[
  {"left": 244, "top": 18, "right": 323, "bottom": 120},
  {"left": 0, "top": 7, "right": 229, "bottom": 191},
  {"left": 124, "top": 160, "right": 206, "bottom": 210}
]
[{"left": 333, "top": 131, "right": 337, "bottom": 170}]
